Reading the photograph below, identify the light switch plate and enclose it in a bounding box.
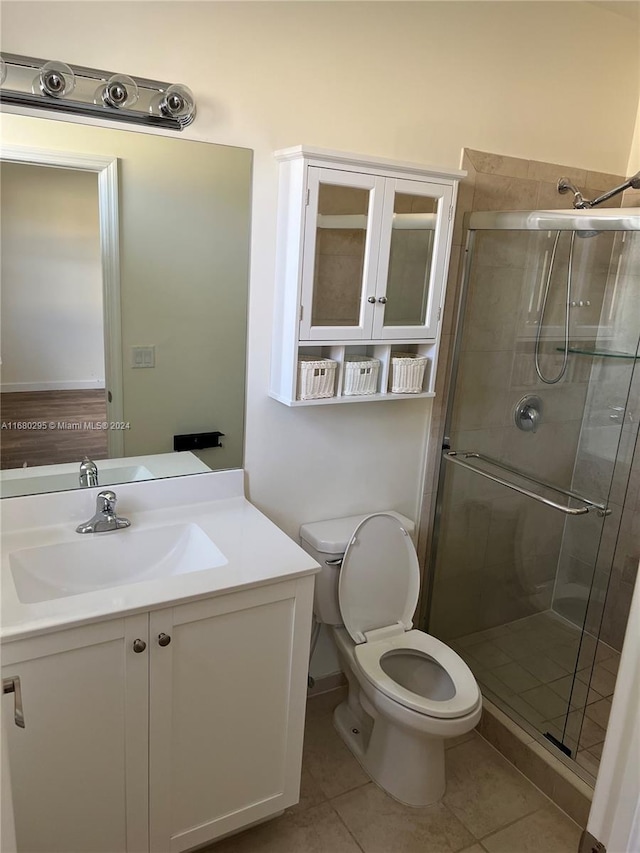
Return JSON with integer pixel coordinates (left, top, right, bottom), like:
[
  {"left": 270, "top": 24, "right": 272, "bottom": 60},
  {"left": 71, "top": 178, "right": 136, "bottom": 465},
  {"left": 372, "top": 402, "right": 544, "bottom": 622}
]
[{"left": 131, "top": 346, "right": 155, "bottom": 368}]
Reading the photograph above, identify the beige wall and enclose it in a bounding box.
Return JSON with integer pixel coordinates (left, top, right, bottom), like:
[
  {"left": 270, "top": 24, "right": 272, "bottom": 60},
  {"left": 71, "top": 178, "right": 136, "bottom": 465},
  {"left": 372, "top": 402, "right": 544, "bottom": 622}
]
[{"left": 2, "top": 1, "right": 639, "bottom": 541}]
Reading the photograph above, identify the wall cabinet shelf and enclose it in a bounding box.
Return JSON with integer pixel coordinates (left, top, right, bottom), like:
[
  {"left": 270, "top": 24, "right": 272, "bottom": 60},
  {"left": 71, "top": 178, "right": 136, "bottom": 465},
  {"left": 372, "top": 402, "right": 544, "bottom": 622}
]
[
  {"left": 270, "top": 146, "right": 464, "bottom": 406},
  {"left": 2, "top": 577, "right": 313, "bottom": 853}
]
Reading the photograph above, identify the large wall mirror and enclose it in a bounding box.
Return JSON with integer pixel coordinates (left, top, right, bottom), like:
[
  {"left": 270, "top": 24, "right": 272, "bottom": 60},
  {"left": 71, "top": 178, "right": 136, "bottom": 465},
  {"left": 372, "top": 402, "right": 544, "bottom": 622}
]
[{"left": 0, "top": 113, "right": 252, "bottom": 498}]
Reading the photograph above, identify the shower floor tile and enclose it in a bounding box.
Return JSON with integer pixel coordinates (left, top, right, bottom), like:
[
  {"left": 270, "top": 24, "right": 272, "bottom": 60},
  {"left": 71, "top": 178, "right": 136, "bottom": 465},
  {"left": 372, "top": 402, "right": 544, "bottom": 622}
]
[
  {"left": 454, "top": 609, "right": 619, "bottom": 776},
  {"left": 547, "top": 675, "right": 601, "bottom": 708},
  {"left": 491, "top": 661, "right": 542, "bottom": 693}
]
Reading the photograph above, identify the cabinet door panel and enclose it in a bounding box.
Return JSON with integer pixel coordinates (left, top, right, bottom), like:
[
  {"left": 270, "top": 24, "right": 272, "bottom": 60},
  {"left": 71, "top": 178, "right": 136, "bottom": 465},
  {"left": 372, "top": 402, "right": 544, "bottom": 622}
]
[
  {"left": 1, "top": 616, "right": 148, "bottom": 853},
  {"left": 374, "top": 178, "right": 454, "bottom": 340},
  {"left": 149, "top": 581, "right": 312, "bottom": 852},
  {"left": 300, "top": 167, "right": 384, "bottom": 341}
]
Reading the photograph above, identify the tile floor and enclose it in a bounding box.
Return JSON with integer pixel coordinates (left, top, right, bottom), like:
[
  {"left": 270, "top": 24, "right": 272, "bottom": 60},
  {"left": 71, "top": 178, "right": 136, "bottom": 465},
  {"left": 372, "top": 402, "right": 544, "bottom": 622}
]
[
  {"left": 451, "top": 611, "right": 619, "bottom": 776},
  {"left": 207, "top": 688, "right": 582, "bottom": 853}
]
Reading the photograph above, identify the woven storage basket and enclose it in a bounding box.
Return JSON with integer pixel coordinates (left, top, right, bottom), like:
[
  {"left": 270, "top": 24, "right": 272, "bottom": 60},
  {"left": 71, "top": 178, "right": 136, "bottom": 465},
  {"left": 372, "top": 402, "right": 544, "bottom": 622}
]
[
  {"left": 343, "top": 355, "right": 380, "bottom": 396},
  {"left": 297, "top": 356, "right": 337, "bottom": 400},
  {"left": 390, "top": 352, "right": 428, "bottom": 394}
]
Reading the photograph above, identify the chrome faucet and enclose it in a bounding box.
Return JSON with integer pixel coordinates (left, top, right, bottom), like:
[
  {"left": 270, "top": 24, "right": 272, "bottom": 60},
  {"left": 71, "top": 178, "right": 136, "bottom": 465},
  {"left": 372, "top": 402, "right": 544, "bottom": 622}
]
[
  {"left": 76, "top": 490, "right": 131, "bottom": 534},
  {"left": 79, "top": 457, "right": 99, "bottom": 488}
]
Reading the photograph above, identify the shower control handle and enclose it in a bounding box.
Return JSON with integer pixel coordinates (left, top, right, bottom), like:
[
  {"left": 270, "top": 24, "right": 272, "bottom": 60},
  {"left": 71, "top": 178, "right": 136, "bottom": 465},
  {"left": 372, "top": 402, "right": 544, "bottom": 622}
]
[{"left": 514, "top": 395, "right": 542, "bottom": 434}]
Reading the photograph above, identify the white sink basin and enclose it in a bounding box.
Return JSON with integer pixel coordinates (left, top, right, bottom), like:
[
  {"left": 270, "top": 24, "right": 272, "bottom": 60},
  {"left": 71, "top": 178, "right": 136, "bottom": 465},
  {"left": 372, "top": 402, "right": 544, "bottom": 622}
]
[{"left": 9, "top": 523, "right": 228, "bottom": 604}]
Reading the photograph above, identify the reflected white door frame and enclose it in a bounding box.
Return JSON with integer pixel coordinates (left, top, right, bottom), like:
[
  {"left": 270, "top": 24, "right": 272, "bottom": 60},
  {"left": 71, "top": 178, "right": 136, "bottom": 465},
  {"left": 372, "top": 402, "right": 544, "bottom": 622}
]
[{"left": 1, "top": 145, "right": 124, "bottom": 457}]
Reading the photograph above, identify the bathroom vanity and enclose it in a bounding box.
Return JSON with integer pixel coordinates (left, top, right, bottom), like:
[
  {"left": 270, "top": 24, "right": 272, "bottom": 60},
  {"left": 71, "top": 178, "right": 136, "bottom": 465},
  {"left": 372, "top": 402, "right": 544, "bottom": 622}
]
[{"left": 1, "top": 471, "right": 319, "bottom": 853}]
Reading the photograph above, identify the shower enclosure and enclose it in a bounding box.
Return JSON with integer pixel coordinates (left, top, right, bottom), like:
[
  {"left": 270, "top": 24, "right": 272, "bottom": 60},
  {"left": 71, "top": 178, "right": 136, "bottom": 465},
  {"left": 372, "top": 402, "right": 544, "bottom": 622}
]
[{"left": 425, "top": 207, "right": 640, "bottom": 780}]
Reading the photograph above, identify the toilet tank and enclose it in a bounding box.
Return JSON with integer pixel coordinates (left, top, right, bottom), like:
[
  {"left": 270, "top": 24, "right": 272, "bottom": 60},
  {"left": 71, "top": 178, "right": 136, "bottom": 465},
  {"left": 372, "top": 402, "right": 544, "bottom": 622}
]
[{"left": 299, "top": 511, "right": 415, "bottom": 626}]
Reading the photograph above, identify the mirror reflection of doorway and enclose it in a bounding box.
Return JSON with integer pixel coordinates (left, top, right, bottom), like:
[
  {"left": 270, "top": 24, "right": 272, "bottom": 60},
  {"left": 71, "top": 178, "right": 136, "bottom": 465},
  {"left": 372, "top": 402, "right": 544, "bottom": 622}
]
[{"left": 0, "top": 162, "right": 108, "bottom": 469}]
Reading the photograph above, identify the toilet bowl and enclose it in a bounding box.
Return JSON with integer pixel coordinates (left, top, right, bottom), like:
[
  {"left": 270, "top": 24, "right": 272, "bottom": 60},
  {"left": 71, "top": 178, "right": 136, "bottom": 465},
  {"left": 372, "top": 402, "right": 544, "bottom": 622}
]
[{"left": 300, "top": 511, "right": 481, "bottom": 807}]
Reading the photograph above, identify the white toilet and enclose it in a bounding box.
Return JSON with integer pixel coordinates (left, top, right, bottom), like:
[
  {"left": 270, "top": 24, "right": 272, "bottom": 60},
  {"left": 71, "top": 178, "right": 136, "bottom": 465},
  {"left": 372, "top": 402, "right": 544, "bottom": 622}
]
[{"left": 300, "top": 511, "right": 481, "bottom": 807}]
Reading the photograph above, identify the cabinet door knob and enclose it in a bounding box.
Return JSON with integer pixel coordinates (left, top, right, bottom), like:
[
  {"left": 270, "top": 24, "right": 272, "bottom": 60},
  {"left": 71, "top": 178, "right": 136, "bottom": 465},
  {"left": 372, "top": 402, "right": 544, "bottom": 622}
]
[
  {"left": 377, "top": 296, "right": 388, "bottom": 304},
  {"left": 367, "top": 296, "right": 376, "bottom": 304},
  {"left": 158, "top": 633, "right": 172, "bottom": 647},
  {"left": 132, "top": 639, "right": 147, "bottom": 653}
]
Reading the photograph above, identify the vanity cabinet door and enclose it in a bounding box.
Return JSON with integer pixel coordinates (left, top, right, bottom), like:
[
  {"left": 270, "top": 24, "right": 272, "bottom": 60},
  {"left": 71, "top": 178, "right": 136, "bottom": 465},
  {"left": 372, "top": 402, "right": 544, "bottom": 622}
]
[
  {"left": 148, "top": 578, "right": 313, "bottom": 852},
  {"left": 1, "top": 615, "right": 149, "bottom": 853}
]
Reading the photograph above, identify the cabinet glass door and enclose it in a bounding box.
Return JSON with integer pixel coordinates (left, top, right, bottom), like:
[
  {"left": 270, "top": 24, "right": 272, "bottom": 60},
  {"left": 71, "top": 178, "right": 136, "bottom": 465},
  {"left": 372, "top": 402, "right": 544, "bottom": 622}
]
[
  {"left": 300, "top": 167, "right": 384, "bottom": 341},
  {"left": 374, "top": 178, "right": 453, "bottom": 340}
]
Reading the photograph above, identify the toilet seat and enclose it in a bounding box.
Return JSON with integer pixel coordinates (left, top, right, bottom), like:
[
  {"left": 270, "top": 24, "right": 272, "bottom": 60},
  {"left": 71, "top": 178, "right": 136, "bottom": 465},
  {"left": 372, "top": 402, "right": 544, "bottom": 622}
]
[
  {"left": 338, "top": 513, "right": 479, "bottom": 720},
  {"left": 354, "top": 629, "right": 480, "bottom": 719},
  {"left": 338, "top": 513, "right": 420, "bottom": 644}
]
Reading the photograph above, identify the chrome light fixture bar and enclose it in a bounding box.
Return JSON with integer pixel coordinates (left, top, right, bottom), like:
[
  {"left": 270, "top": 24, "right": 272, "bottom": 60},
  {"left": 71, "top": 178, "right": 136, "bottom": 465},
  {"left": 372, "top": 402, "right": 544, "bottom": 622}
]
[{"left": 0, "top": 53, "right": 196, "bottom": 131}]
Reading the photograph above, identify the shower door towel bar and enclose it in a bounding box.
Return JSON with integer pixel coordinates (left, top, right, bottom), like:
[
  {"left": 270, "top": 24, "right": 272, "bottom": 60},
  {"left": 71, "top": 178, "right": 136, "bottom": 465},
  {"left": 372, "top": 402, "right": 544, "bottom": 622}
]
[{"left": 443, "top": 451, "right": 610, "bottom": 517}]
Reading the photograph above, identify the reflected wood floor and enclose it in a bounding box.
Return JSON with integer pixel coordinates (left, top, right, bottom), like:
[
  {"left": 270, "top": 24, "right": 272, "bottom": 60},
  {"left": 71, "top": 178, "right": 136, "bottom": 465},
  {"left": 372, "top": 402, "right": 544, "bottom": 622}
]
[{"left": 1, "top": 390, "right": 108, "bottom": 469}]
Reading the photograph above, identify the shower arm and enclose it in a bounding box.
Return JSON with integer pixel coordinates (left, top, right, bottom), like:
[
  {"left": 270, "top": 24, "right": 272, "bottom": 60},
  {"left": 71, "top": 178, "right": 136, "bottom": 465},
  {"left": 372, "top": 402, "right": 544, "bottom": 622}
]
[{"left": 558, "top": 172, "right": 640, "bottom": 209}]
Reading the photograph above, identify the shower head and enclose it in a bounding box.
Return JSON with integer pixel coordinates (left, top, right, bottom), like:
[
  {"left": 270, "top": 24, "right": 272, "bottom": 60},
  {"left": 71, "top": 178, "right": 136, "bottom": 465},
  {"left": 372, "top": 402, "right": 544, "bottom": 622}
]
[
  {"left": 558, "top": 171, "right": 640, "bottom": 209},
  {"left": 557, "top": 177, "right": 579, "bottom": 195},
  {"left": 557, "top": 177, "right": 590, "bottom": 209}
]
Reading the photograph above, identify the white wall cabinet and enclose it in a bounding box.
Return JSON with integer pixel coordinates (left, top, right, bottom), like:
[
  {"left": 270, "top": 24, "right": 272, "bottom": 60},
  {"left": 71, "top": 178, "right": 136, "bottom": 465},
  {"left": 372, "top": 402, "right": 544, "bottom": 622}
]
[
  {"left": 270, "top": 146, "right": 464, "bottom": 406},
  {"left": 2, "top": 577, "right": 313, "bottom": 853}
]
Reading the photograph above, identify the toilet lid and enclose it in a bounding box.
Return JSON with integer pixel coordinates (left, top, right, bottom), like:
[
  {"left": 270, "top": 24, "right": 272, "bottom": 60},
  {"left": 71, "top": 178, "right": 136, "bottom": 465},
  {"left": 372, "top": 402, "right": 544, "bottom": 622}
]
[{"left": 338, "top": 513, "right": 420, "bottom": 644}]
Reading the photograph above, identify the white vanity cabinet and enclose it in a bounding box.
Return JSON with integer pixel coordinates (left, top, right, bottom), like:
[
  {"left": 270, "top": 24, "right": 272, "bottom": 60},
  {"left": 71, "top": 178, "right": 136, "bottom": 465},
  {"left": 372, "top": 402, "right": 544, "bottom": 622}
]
[
  {"left": 270, "top": 146, "right": 465, "bottom": 405},
  {"left": 2, "top": 577, "right": 314, "bottom": 853}
]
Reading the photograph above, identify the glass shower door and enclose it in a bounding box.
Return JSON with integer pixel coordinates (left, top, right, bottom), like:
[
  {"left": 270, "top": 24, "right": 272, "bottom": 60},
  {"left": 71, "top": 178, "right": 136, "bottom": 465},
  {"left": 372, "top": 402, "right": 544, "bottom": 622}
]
[{"left": 426, "top": 224, "right": 640, "bottom": 771}]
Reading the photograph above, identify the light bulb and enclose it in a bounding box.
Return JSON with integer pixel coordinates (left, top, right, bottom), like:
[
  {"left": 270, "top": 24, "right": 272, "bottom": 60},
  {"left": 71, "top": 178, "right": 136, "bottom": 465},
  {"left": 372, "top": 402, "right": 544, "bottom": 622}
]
[
  {"left": 34, "top": 60, "right": 75, "bottom": 98},
  {"left": 94, "top": 74, "right": 139, "bottom": 109},
  {"left": 151, "top": 83, "right": 196, "bottom": 125}
]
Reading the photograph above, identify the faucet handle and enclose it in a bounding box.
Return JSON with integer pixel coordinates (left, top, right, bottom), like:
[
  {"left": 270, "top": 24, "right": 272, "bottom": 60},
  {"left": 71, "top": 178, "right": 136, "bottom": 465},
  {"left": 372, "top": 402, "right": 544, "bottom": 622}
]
[
  {"left": 76, "top": 489, "right": 129, "bottom": 534},
  {"left": 97, "top": 490, "right": 117, "bottom": 514}
]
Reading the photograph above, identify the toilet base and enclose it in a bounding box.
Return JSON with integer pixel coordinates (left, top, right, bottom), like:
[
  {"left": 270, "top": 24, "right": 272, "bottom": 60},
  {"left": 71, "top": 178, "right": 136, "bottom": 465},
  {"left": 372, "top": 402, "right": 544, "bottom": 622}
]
[{"left": 333, "top": 698, "right": 446, "bottom": 807}]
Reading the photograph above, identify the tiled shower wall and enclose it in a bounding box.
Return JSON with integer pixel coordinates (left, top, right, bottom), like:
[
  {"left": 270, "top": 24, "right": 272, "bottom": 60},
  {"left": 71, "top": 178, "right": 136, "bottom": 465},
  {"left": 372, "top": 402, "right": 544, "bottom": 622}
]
[{"left": 418, "top": 150, "right": 638, "bottom": 643}]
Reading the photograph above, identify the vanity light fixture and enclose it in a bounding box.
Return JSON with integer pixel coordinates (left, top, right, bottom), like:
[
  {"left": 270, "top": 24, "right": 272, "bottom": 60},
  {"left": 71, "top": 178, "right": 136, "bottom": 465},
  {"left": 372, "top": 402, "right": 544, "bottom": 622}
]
[{"left": 0, "top": 52, "right": 197, "bottom": 130}]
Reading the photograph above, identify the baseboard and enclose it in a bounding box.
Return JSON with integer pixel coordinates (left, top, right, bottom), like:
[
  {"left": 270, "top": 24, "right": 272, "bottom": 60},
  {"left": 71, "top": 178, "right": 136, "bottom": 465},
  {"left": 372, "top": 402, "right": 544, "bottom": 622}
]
[{"left": 1, "top": 381, "right": 105, "bottom": 393}]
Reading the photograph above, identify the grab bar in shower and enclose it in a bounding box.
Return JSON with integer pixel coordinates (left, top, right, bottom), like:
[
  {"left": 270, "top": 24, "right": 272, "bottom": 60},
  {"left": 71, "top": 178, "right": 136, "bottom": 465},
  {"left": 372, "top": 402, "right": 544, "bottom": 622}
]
[{"left": 443, "top": 451, "right": 611, "bottom": 517}]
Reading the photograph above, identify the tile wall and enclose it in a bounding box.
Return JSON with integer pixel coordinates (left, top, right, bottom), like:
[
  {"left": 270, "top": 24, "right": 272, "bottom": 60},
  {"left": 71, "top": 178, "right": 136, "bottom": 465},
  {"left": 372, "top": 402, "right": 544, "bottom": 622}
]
[{"left": 419, "top": 149, "right": 638, "bottom": 646}]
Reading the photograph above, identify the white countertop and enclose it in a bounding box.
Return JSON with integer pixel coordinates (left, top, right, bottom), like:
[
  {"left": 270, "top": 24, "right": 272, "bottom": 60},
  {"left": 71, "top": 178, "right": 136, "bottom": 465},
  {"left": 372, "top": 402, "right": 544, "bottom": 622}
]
[{"left": 1, "top": 470, "right": 319, "bottom": 642}]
